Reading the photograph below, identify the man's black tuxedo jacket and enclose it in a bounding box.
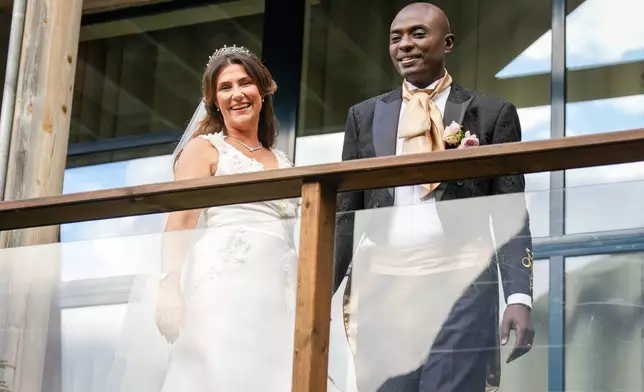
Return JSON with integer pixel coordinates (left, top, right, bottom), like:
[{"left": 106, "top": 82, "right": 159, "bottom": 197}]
[{"left": 334, "top": 82, "right": 534, "bottom": 304}]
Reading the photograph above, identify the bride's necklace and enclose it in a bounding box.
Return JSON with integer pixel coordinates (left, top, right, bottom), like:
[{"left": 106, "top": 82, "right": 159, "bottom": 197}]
[{"left": 224, "top": 135, "right": 263, "bottom": 152}]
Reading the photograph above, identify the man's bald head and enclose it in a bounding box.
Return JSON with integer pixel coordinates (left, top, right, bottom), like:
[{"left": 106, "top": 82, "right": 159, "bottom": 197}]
[
  {"left": 388, "top": 2, "right": 455, "bottom": 87},
  {"left": 393, "top": 2, "right": 451, "bottom": 36}
]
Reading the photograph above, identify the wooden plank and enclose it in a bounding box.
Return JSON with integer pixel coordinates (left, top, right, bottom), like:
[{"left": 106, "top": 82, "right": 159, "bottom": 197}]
[
  {"left": 1, "top": 128, "right": 644, "bottom": 230},
  {"left": 0, "top": 0, "right": 83, "bottom": 391},
  {"left": 292, "top": 181, "right": 336, "bottom": 392}
]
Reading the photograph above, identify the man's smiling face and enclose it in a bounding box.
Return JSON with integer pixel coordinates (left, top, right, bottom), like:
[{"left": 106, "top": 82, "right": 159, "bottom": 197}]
[{"left": 388, "top": 3, "right": 454, "bottom": 87}]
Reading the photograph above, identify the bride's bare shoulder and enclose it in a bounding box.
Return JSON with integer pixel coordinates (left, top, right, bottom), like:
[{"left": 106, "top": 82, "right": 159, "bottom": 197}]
[
  {"left": 182, "top": 136, "right": 219, "bottom": 159},
  {"left": 174, "top": 136, "right": 220, "bottom": 178}
]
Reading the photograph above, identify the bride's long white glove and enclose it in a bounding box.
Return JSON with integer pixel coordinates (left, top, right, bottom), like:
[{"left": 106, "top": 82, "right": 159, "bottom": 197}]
[{"left": 156, "top": 276, "right": 186, "bottom": 344}]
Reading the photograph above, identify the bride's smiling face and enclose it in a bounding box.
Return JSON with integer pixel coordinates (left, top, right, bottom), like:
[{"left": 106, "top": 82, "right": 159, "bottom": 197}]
[{"left": 215, "top": 64, "right": 262, "bottom": 132}]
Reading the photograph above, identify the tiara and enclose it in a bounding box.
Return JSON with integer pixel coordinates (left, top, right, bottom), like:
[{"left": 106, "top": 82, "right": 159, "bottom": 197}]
[{"left": 207, "top": 45, "right": 251, "bottom": 67}]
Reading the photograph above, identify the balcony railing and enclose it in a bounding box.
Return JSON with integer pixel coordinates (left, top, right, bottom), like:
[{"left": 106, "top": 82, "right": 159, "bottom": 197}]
[{"left": 1, "top": 128, "right": 644, "bottom": 392}]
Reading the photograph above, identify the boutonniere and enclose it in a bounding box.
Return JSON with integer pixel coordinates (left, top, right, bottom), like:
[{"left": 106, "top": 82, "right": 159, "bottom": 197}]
[{"left": 443, "top": 121, "right": 479, "bottom": 148}]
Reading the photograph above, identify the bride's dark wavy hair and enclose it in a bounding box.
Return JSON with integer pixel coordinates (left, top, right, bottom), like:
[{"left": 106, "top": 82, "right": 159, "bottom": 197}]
[{"left": 192, "top": 48, "right": 279, "bottom": 148}]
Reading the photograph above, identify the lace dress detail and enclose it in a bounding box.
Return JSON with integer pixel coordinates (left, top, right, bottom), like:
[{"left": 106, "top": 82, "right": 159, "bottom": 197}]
[
  {"left": 189, "top": 132, "right": 300, "bottom": 299},
  {"left": 187, "top": 227, "right": 252, "bottom": 296},
  {"left": 199, "top": 132, "right": 301, "bottom": 219}
]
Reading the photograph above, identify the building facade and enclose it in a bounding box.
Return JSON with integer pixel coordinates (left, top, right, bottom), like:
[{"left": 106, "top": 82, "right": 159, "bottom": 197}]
[{"left": 1, "top": 0, "right": 644, "bottom": 391}]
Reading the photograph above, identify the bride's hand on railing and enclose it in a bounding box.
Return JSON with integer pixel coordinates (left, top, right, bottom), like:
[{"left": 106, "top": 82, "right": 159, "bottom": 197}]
[{"left": 155, "top": 274, "right": 186, "bottom": 344}]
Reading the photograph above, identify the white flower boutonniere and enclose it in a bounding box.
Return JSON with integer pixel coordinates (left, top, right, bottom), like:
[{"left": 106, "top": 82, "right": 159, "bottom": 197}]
[{"left": 443, "top": 121, "right": 479, "bottom": 149}]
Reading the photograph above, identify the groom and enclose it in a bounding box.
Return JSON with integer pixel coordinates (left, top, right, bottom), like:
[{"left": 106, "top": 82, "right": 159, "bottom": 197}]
[{"left": 334, "top": 3, "right": 534, "bottom": 392}]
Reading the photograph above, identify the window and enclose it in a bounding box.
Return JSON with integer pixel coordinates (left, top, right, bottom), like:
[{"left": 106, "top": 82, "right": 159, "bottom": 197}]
[
  {"left": 565, "top": 253, "right": 644, "bottom": 391},
  {"left": 563, "top": 0, "right": 644, "bottom": 234},
  {"left": 68, "top": 0, "right": 266, "bottom": 167}
]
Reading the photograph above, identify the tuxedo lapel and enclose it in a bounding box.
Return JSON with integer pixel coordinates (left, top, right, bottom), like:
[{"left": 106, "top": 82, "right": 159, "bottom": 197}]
[
  {"left": 373, "top": 87, "right": 402, "bottom": 198},
  {"left": 435, "top": 83, "right": 475, "bottom": 201},
  {"left": 443, "top": 83, "right": 474, "bottom": 130},
  {"left": 373, "top": 88, "right": 402, "bottom": 157}
]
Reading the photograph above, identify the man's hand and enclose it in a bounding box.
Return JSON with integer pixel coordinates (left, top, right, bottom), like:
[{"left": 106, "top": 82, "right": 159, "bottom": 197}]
[{"left": 500, "top": 304, "right": 534, "bottom": 363}]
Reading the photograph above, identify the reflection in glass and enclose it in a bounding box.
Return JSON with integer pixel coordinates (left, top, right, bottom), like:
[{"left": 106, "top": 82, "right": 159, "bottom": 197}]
[
  {"left": 71, "top": 0, "right": 265, "bottom": 165},
  {"left": 497, "top": 0, "right": 644, "bottom": 78},
  {"left": 564, "top": 3, "right": 644, "bottom": 235},
  {"left": 565, "top": 176, "right": 644, "bottom": 235},
  {"left": 329, "top": 191, "right": 548, "bottom": 391},
  {"left": 565, "top": 253, "right": 644, "bottom": 391},
  {"left": 61, "top": 155, "right": 172, "bottom": 281},
  {"left": 62, "top": 305, "right": 128, "bottom": 392}
]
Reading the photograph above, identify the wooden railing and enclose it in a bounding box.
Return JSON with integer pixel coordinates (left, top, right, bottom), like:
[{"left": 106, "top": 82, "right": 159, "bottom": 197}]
[{"left": 2, "top": 128, "right": 644, "bottom": 391}]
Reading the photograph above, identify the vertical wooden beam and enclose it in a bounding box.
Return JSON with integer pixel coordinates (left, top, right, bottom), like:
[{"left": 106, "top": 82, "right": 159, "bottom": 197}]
[
  {"left": 0, "top": 0, "right": 83, "bottom": 392},
  {"left": 292, "top": 181, "right": 337, "bottom": 392}
]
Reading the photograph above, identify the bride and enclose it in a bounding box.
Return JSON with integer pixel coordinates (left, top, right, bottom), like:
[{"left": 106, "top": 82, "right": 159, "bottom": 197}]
[
  {"left": 107, "top": 46, "right": 302, "bottom": 392},
  {"left": 155, "top": 46, "right": 301, "bottom": 391},
  {"left": 105, "top": 45, "right": 360, "bottom": 392}
]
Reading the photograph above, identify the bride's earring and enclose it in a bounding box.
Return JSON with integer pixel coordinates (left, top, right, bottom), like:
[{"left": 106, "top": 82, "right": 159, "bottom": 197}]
[{"left": 262, "top": 97, "right": 265, "bottom": 102}]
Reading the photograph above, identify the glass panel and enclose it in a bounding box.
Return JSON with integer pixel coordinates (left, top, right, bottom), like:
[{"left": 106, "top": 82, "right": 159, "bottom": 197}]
[
  {"left": 329, "top": 174, "right": 644, "bottom": 391},
  {"left": 564, "top": 0, "right": 644, "bottom": 234},
  {"left": 497, "top": 258, "right": 549, "bottom": 391},
  {"left": 565, "top": 253, "right": 644, "bottom": 391},
  {"left": 69, "top": 0, "right": 266, "bottom": 166},
  {"left": 61, "top": 155, "right": 173, "bottom": 280},
  {"left": 4, "top": 173, "right": 644, "bottom": 390},
  {"left": 62, "top": 305, "right": 128, "bottom": 392},
  {"left": 0, "top": 197, "right": 300, "bottom": 392},
  {"left": 565, "top": 169, "right": 644, "bottom": 234},
  {"left": 45, "top": 125, "right": 301, "bottom": 390},
  {"left": 331, "top": 179, "right": 548, "bottom": 391}
]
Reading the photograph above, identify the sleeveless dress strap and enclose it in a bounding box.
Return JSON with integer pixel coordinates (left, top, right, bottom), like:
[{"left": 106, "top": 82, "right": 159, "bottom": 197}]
[
  {"left": 271, "top": 148, "right": 294, "bottom": 169},
  {"left": 198, "top": 132, "right": 228, "bottom": 151}
]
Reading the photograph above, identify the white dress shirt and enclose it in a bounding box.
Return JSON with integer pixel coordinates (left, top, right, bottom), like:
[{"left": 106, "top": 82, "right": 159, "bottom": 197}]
[
  {"left": 386, "top": 80, "right": 450, "bottom": 248},
  {"left": 385, "top": 80, "right": 531, "bottom": 308}
]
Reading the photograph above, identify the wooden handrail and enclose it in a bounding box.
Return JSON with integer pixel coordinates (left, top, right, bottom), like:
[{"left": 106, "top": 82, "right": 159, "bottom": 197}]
[{"left": 1, "top": 128, "right": 644, "bottom": 231}]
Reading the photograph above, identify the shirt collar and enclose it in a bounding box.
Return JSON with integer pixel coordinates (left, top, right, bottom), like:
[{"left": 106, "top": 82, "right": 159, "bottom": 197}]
[{"left": 405, "top": 78, "right": 441, "bottom": 91}]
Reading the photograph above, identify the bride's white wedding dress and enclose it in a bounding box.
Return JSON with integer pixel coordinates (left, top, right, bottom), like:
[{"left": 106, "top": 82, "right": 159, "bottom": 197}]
[
  {"left": 107, "top": 132, "right": 304, "bottom": 392},
  {"left": 160, "top": 133, "right": 301, "bottom": 391}
]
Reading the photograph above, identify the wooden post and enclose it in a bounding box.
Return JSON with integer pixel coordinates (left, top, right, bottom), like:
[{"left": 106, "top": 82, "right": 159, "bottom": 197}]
[
  {"left": 292, "top": 181, "right": 337, "bottom": 392},
  {"left": 0, "top": 0, "right": 83, "bottom": 392}
]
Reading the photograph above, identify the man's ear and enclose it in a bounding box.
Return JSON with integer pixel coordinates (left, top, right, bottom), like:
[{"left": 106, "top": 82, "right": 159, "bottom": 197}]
[{"left": 445, "top": 33, "right": 455, "bottom": 54}]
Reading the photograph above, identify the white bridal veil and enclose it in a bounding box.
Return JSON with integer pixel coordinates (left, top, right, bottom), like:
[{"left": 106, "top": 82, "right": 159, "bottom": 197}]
[
  {"left": 103, "top": 98, "right": 209, "bottom": 392},
  {"left": 171, "top": 100, "right": 208, "bottom": 166}
]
